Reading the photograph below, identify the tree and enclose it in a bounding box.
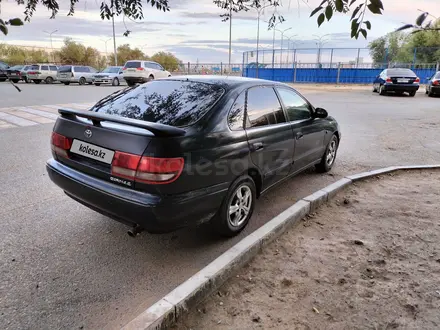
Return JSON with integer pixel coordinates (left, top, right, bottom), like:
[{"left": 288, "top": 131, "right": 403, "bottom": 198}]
[
  {"left": 151, "top": 52, "right": 181, "bottom": 71},
  {"left": 0, "top": 44, "right": 50, "bottom": 65},
  {"left": 368, "top": 32, "right": 409, "bottom": 65},
  {"left": 55, "top": 38, "right": 105, "bottom": 68},
  {"left": 110, "top": 44, "right": 147, "bottom": 66}
]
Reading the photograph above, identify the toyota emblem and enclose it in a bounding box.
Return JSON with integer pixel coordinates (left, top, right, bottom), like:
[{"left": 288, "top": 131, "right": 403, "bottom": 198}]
[{"left": 84, "top": 129, "right": 92, "bottom": 138}]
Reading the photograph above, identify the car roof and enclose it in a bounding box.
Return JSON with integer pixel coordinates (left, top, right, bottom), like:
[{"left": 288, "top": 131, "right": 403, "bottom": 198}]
[{"left": 160, "top": 75, "right": 288, "bottom": 90}]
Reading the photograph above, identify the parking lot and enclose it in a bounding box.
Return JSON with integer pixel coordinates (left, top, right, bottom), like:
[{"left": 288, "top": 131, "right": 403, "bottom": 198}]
[{"left": 1, "top": 83, "right": 440, "bottom": 330}]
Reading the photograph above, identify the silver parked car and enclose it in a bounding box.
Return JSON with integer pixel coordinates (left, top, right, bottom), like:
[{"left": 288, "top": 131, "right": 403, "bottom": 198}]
[
  {"left": 57, "top": 65, "right": 98, "bottom": 85},
  {"left": 27, "top": 64, "right": 59, "bottom": 84},
  {"left": 93, "top": 66, "right": 124, "bottom": 86}
]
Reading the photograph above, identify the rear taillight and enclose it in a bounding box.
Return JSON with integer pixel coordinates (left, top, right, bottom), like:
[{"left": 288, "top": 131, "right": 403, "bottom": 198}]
[
  {"left": 111, "top": 151, "right": 184, "bottom": 185},
  {"left": 414, "top": 77, "right": 420, "bottom": 83},
  {"left": 122, "top": 67, "right": 126, "bottom": 70},
  {"left": 51, "top": 132, "right": 72, "bottom": 158},
  {"left": 111, "top": 152, "right": 142, "bottom": 180},
  {"left": 136, "top": 67, "right": 144, "bottom": 71},
  {"left": 433, "top": 80, "right": 439, "bottom": 86},
  {"left": 386, "top": 77, "right": 392, "bottom": 83}
]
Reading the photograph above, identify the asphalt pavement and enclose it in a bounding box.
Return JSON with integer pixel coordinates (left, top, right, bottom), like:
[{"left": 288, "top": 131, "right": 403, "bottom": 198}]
[{"left": 1, "top": 85, "right": 440, "bottom": 330}]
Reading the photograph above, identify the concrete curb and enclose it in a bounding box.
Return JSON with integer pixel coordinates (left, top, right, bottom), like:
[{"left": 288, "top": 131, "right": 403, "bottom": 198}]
[{"left": 121, "top": 164, "right": 440, "bottom": 330}]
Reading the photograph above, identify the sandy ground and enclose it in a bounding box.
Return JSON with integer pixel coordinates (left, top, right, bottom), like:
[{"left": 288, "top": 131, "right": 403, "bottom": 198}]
[{"left": 175, "top": 170, "right": 440, "bottom": 330}]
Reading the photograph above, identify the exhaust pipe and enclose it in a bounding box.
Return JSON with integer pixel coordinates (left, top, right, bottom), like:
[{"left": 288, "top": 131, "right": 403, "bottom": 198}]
[{"left": 127, "top": 225, "right": 144, "bottom": 237}]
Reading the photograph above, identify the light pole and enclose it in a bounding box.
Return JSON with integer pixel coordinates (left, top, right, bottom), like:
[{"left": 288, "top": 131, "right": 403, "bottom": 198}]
[
  {"left": 111, "top": 8, "right": 118, "bottom": 65},
  {"left": 102, "top": 38, "right": 111, "bottom": 55},
  {"left": 227, "top": 0, "right": 233, "bottom": 73},
  {"left": 265, "top": 19, "right": 282, "bottom": 68},
  {"left": 313, "top": 34, "right": 331, "bottom": 65},
  {"left": 43, "top": 29, "right": 58, "bottom": 63},
  {"left": 250, "top": 2, "right": 273, "bottom": 78},
  {"left": 275, "top": 27, "right": 292, "bottom": 66},
  {"left": 285, "top": 34, "right": 298, "bottom": 64}
]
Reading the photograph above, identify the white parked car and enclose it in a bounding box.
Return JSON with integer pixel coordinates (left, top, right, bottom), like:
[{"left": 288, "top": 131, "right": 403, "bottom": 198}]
[
  {"left": 122, "top": 60, "right": 171, "bottom": 86},
  {"left": 93, "top": 66, "right": 124, "bottom": 86}
]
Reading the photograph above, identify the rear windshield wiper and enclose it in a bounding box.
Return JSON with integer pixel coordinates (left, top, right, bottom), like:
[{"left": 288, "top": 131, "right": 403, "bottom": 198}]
[{"left": 89, "top": 85, "right": 138, "bottom": 111}]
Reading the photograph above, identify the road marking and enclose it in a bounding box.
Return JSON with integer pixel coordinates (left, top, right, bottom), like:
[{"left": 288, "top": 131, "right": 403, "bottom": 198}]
[
  {"left": 18, "top": 107, "right": 59, "bottom": 120},
  {"left": 0, "top": 111, "right": 38, "bottom": 126},
  {"left": 0, "top": 102, "right": 92, "bottom": 129},
  {"left": 0, "top": 120, "right": 16, "bottom": 130}
]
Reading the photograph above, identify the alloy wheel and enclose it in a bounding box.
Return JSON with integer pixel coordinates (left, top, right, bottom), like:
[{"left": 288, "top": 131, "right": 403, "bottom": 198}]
[
  {"left": 326, "top": 139, "right": 337, "bottom": 166},
  {"left": 227, "top": 184, "right": 252, "bottom": 227}
]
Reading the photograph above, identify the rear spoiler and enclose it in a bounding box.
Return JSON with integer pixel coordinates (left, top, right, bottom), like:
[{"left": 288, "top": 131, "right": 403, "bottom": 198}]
[{"left": 58, "top": 108, "right": 186, "bottom": 137}]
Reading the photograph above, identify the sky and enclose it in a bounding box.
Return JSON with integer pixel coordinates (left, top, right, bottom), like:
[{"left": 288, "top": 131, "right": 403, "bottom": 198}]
[{"left": 1, "top": 0, "right": 440, "bottom": 64}]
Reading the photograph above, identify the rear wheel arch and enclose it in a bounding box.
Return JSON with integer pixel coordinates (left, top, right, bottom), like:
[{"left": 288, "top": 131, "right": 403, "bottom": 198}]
[{"left": 247, "top": 167, "right": 262, "bottom": 198}]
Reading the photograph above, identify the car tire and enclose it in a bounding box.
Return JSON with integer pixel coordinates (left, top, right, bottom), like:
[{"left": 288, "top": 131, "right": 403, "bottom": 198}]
[
  {"left": 372, "top": 84, "right": 377, "bottom": 93},
  {"left": 425, "top": 88, "right": 429, "bottom": 94},
  {"left": 428, "top": 89, "right": 434, "bottom": 97},
  {"left": 126, "top": 80, "right": 136, "bottom": 87},
  {"left": 409, "top": 91, "right": 416, "bottom": 97},
  {"left": 148, "top": 75, "right": 154, "bottom": 82},
  {"left": 63, "top": 82, "right": 70, "bottom": 85},
  {"left": 316, "top": 134, "right": 339, "bottom": 173},
  {"left": 379, "top": 84, "right": 386, "bottom": 95},
  {"left": 45, "top": 77, "right": 54, "bottom": 84},
  {"left": 94, "top": 83, "right": 101, "bottom": 86},
  {"left": 10, "top": 79, "right": 19, "bottom": 83},
  {"left": 24, "top": 77, "right": 30, "bottom": 84},
  {"left": 33, "top": 80, "right": 41, "bottom": 84},
  {"left": 79, "top": 77, "right": 86, "bottom": 85},
  {"left": 0, "top": 78, "right": 6, "bottom": 82},
  {"left": 212, "top": 175, "right": 256, "bottom": 237},
  {"left": 112, "top": 77, "right": 119, "bottom": 86}
]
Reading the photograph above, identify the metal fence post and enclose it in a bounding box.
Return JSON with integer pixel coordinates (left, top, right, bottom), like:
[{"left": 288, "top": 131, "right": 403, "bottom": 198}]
[
  {"left": 293, "top": 62, "right": 297, "bottom": 83},
  {"left": 220, "top": 62, "right": 223, "bottom": 76},
  {"left": 330, "top": 48, "right": 333, "bottom": 68},
  {"left": 187, "top": 62, "right": 190, "bottom": 75},
  {"left": 356, "top": 48, "right": 360, "bottom": 68},
  {"left": 336, "top": 62, "right": 341, "bottom": 84},
  {"left": 437, "top": 62, "right": 440, "bottom": 71}
]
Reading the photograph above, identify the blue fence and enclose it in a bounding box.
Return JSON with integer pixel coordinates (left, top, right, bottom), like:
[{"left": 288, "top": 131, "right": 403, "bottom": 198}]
[{"left": 243, "top": 67, "right": 438, "bottom": 84}]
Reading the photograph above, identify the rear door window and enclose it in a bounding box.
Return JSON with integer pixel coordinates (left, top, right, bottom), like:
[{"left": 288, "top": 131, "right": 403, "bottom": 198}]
[
  {"left": 58, "top": 66, "right": 72, "bottom": 73},
  {"left": 92, "top": 80, "right": 225, "bottom": 127},
  {"left": 50, "top": 65, "right": 58, "bottom": 71},
  {"left": 245, "top": 87, "right": 283, "bottom": 128},
  {"left": 125, "top": 61, "right": 141, "bottom": 68},
  {"left": 276, "top": 88, "right": 312, "bottom": 122},
  {"left": 41, "top": 65, "right": 49, "bottom": 71},
  {"left": 30, "top": 65, "right": 40, "bottom": 70},
  {"left": 228, "top": 92, "right": 246, "bottom": 130}
]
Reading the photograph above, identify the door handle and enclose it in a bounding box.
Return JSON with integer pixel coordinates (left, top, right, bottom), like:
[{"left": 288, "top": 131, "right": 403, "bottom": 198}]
[
  {"left": 252, "top": 142, "right": 264, "bottom": 151},
  {"left": 295, "top": 132, "right": 304, "bottom": 140}
]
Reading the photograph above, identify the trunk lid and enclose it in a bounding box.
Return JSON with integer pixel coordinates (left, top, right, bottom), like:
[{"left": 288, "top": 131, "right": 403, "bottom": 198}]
[{"left": 52, "top": 107, "right": 186, "bottom": 190}]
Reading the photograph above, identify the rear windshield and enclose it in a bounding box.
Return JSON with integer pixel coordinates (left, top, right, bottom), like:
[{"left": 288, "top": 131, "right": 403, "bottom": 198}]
[
  {"left": 125, "top": 61, "right": 141, "bottom": 68},
  {"left": 93, "top": 80, "right": 225, "bottom": 127},
  {"left": 30, "top": 65, "right": 40, "bottom": 70},
  {"left": 10, "top": 65, "right": 23, "bottom": 70},
  {"left": 435, "top": 72, "right": 440, "bottom": 79},
  {"left": 387, "top": 69, "right": 416, "bottom": 76},
  {"left": 101, "top": 67, "right": 121, "bottom": 73},
  {"left": 58, "top": 66, "right": 72, "bottom": 73}
]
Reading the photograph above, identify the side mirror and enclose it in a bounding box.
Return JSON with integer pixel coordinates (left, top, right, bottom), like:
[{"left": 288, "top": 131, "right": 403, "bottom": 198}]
[{"left": 314, "top": 107, "right": 328, "bottom": 118}]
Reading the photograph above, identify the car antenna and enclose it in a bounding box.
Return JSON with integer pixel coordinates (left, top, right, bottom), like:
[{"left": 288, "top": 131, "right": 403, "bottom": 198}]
[{"left": 9, "top": 79, "right": 21, "bottom": 92}]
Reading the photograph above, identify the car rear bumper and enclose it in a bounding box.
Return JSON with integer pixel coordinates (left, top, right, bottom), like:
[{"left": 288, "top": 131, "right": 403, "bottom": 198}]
[
  {"left": 123, "top": 76, "right": 149, "bottom": 83},
  {"left": 46, "top": 158, "right": 228, "bottom": 233},
  {"left": 383, "top": 83, "right": 419, "bottom": 92},
  {"left": 429, "top": 86, "right": 440, "bottom": 94}
]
